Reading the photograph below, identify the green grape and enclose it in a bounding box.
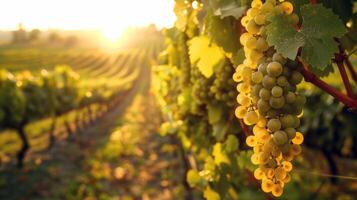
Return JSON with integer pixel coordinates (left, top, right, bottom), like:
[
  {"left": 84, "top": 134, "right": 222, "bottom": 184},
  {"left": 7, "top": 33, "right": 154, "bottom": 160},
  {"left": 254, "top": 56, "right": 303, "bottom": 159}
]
[
  {"left": 262, "top": 75, "right": 276, "bottom": 89},
  {"left": 258, "top": 63, "right": 268, "bottom": 74},
  {"left": 272, "top": 131, "right": 288, "bottom": 145},
  {"left": 252, "top": 84, "right": 263, "bottom": 97},
  {"left": 267, "top": 62, "right": 283, "bottom": 77},
  {"left": 242, "top": 67, "right": 253, "bottom": 81},
  {"left": 252, "top": 71, "right": 263, "bottom": 84},
  {"left": 290, "top": 71, "right": 303, "bottom": 84},
  {"left": 257, "top": 99, "right": 270, "bottom": 113},
  {"left": 266, "top": 109, "right": 278, "bottom": 118},
  {"left": 271, "top": 86, "right": 283, "bottom": 97},
  {"left": 295, "top": 95, "right": 306, "bottom": 106},
  {"left": 261, "top": 2, "right": 274, "bottom": 13},
  {"left": 285, "top": 92, "right": 296, "bottom": 104},
  {"left": 247, "top": 7, "right": 259, "bottom": 18},
  {"left": 272, "top": 53, "right": 286, "bottom": 65},
  {"left": 285, "top": 128, "right": 296, "bottom": 139},
  {"left": 280, "top": 115, "right": 295, "bottom": 128},
  {"left": 259, "top": 88, "right": 271, "bottom": 101},
  {"left": 269, "top": 96, "right": 285, "bottom": 109},
  {"left": 277, "top": 76, "right": 288, "bottom": 87},
  {"left": 235, "top": 106, "right": 247, "bottom": 119},
  {"left": 280, "top": 142, "right": 291, "bottom": 154},
  {"left": 237, "top": 93, "right": 250, "bottom": 106},
  {"left": 282, "top": 67, "right": 291, "bottom": 77},
  {"left": 267, "top": 118, "right": 281, "bottom": 132}
]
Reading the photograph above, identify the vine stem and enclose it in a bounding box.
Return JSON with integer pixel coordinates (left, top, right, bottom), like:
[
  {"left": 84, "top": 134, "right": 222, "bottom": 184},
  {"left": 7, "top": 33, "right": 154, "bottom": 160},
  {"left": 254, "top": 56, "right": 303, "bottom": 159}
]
[
  {"left": 345, "top": 58, "right": 357, "bottom": 84},
  {"left": 239, "top": 119, "right": 250, "bottom": 137},
  {"left": 336, "top": 60, "right": 354, "bottom": 98},
  {"left": 335, "top": 38, "right": 355, "bottom": 98},
  {"left": 298, "top": 57, "right": 357, "bottom": 111}
]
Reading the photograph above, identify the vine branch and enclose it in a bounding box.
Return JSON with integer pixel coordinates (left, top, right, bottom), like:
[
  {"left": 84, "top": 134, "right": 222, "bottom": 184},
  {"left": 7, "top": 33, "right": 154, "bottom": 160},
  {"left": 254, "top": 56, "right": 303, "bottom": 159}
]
[
  {"left": 298, "top": 57, "right": 357, "bottom": 112},
  {"left": 238, "top": 119, "right": 250, "bottom": 137},
  {"left": 344, "top": 57, "right": 357, "bottom": 84}
]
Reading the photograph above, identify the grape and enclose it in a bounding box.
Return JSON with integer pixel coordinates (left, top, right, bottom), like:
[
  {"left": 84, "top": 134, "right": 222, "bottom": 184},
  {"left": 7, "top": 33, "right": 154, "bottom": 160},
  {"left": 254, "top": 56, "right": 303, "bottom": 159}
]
[
  {"left": 290, "top": 71, "right": 303, "bottom": 84},
  {"left": 237, "top": 94, "right": 250, "bottom": 106},
  {"left": 282, "top": 161, "right": 293, "bottom": 172},
  {"left": 251, "top": 0, "right": 263, "bottom": 8},
  {"left": 285, "top": 92, "right": 296, "bottom": 103},
  {"left": 259, "top": 88, "right": 271, "bottom": 101},
  {"left": 241, "top": 16, "right": 251, "bottom": 27},
  {"left": 256, "top": 37, "right": 269, "bottom": 51},
  {"left": 254, "top": 168, "right": 265, "bottom": 180},
  {"left": 280, "top": 115, "right": 295, "bottom": 128},
  {"left": 262, "top": 75, "right": 276, "bottom": 89},
  {"left": 272, "top": 53, "right": 286, "bottom": 65},
  {"left": 247, "top": 8, "right": 259, "bottom": 18},
  {"left": 240, "top": 33, "right": 250, "bottom": 45},
  {"left": 274, "top": 167, "right": 287, "bottom": 180},
  {"left": 235, "top": 106, "right": 247, "bottom": 119},
  {"left": 292, "top": 132, "right": 304, "bottom": 145},
  {"left": 291, "top": 144, "right": 302, "bottom": 155},
  {"left": 280, "top": 1, "right": 293, "bottom": 15},
  {"left": 247, "top": 20, "right": 261, "bottom": 34},
  {"left": 257, "top": 99, "right": 270, "bottom": 114},
  {"left": 254, "top": 14, "right": 266, "bottom": 25},
  {"left": 252, "top": 71, "right": 263, "bottom": 83},
  {"left": 258, "top": 63, "right": 267, "bottom": 74},
  {"left": 245, "top": 36, "right": 257, "bottom": 49},
  {"left": 261, "top": 2, "right": 274, "bottom": 13},
  {"left": 244, "top": 110, "right": 259, "bottom": 125},
  {"left": 267, "top": 119, "right": 281, "bottom": 132},
  {"left": 271, "top": 86, "right": 283, "bottom": 97},
  {"left": 246, "top": 135, "right": 257, "bottom": 147},
  {"left": 285, "top": 128, "right": 296, "bottom": 139},
  {"left": 269, "top": 96, "right": 285, "bottom": 109},
  {"left": 272, "top": 131, "right": 288, "bottom": 145},
  {"left": 277, "top": 76, "right": 288, "bottom": 87},
  {"left": 267, "top": 62, "right": 283, "bottom": 77}
]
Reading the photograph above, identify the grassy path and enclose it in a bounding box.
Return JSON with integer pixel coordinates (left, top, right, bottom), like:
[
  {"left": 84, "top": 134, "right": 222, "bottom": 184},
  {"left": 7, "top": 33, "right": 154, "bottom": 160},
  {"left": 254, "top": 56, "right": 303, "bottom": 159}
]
[{"left": 0, "top": 60, "right": 185, "bottom": 200}]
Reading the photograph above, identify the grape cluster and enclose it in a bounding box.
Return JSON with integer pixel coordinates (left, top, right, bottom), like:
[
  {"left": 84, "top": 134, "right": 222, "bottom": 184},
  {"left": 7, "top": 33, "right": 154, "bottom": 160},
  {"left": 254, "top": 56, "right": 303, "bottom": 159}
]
[
  {"left": 210, "top": 62, "right": 237, "bottom": 107},
  {"left": 233, "top": 0, "right": 305, "bottom": 197}
]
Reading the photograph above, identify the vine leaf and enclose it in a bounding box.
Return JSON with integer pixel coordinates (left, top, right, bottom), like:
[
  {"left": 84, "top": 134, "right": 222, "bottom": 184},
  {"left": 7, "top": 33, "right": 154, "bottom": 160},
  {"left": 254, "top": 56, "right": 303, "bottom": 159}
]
[
  {"left": 188, "top": 36, "right": 224, "bottom": 78},
  {"left": 266, "top": 15, "right": 304, "bottom": 60},
  {"left": 266, "top": 4, "right": 347, "bottom": 73},
  {"left": 208, "top": 0, "right": 246, "bottom": 19},
  {"left": 208, "top": 104, "right": 223, "bottom": 124},
  {"left": 204, "top": 186, "right": 221, "bottom": 200}
]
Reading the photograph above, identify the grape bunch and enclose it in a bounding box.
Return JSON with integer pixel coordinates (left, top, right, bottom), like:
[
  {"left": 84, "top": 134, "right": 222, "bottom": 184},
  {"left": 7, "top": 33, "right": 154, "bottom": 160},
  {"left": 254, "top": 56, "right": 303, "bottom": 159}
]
[
  {"left": 210, "top": 61, "right": 237, "bottom": 107},
  {"left": 233, "top": 0, "right": 305, "bottom": 197}
]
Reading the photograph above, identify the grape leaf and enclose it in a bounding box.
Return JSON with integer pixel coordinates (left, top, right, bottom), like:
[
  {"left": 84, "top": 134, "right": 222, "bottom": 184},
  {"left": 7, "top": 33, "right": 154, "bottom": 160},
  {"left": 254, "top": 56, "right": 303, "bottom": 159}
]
[
  {"left": 213, "top": 143, "right": 230, "bottom": 165},
  {"left": 188, "top": 36, "right": 224, "bottom": 77},
  {"left": 300, "top": 4, "right": 347, "bottom": 69},
  {"left": 266, "top": 4, "right": 347, "bottom": 72},
  {"left": 208, "top": 0, "right": 246, "bottom": 19},
  {"left": 289, "top": 0, "right": 309, "bottom": 17},
  {"left": 208, "top": 104, "right": 223, "bottom": 124},
  {"left": 224, "top": 135, "right": 239, "bottom": 153},
  {"left": 266, "top": 14, "right": 305, "bottom": 60},
  {"left": 206, "top": 12, "right": 240, "bottom": 53},
  {"left": 187, "top": 169, "right": 206, "bottom": 188}
]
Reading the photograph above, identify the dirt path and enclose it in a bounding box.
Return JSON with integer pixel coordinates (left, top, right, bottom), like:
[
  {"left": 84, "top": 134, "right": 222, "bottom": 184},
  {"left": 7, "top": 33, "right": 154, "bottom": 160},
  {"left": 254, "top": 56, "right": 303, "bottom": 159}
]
[{"left": 0, "top": 62, "right": 185, "bottom": 200}]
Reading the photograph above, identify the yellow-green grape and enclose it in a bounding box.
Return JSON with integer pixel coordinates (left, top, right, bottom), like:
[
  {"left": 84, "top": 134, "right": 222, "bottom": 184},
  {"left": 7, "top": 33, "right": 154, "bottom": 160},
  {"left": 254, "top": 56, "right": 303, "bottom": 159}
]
[
  {"left": 251, "top": 0, "right": 263, "bottom": 8},
  {"left": 267, "top": 118, "right": 281, "bottom": 132},
  {"left": 280, "top": 115, "right": 295, "bottom": 128},
  {"left": 237, "top": 83, "right": 250, "bottom": 93},
  {"left": 257, "top": 99, "right": 270, "bottom": 113},
  {"left": 282, "top": 161, "right": 293, "bottom": 172},
  {"left": 272, "top": 53, "right": 286, "bottom": 64},
  {"left": 267, "top": 61, "right": 283, "bottom": 77},
  {"left": 272, "top": 184, "right": 283, "bottom": 197},
  {"left": 260, "top": 2, "right": 274, "bottom": 13},
  {"left": 246, "top": 135, "right": 257, "bottom": 147},
  {"left": 272, "top": 130, "right": 288, "bottom": 145},
  {"left": 259, "top": 151, "right": 270, "bottom": 164},
  {"left": 285, "top": 91, "right": 296, "bottom": 103},
  {"left": 247, "top": 20, "right": 261, "bottom": 34},
  {"left": 285, "top": 127, "right": 296, "bottom": 139},
  {"left": 261, "top": 178, "right": 274, "bottom": 192},
  {"left": 277, "top": 76, "right": 288, "bottom": 87},
  {"left": 244, "top": 110, "right": 259, "bottom": 125},
  {"left": 247, "top": 7, "right": 259, "bottom": 18},
  {"left": 254, "top": 14, "right": 266, "bottom": 25},
  {"left": 245, "top": 35, "right": 257, "bottom": 49},
  {"left": 262, "top": 75, "right": 276, "bottom": 89},
  {"left": 291, "top": 144, "right": 302, "bottom": 155},
  {"left": 271, "top": 86, "right": 283, "bottom": 97},
  {"left": 269, "top": 96, "right": 285, "bottom": 109},
  {"left": 289, "top": 13, "right": 299, "bottom": 25},
  {"left": 241, "top": 16, "right": 251, "bottom": 27},
  {"left": 254, "top": 168, "right": 265, "bottom": 180},
  {"left": 240, "top": 33, "right": 250, "bottom": 45},
  {"left": 237, "top": 93, "right": 250, "bottom": 106},
  {"left": 280, "top": 1, "right": 294, "bottom": 15},
  {"left": 256, "top": 37, "right": 269, "bottom": 51},
  {"left": 252, "top": 71, "right": 264, "bottom": 83},
  {"left": 274, "top": 166, "right": 287, "bottom": 180},
  {"left": 290, "top": 71, "right": 303, "bottom": 84},
  {"left": 235, "top": 106, "right": 247, "bottom": 119}
]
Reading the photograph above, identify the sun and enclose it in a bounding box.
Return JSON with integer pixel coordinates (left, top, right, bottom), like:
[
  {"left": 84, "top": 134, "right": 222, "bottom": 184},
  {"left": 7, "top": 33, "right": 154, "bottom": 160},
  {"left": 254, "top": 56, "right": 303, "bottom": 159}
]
[{"left": 101, "top": 27, "right": 125, "bottom": 43}]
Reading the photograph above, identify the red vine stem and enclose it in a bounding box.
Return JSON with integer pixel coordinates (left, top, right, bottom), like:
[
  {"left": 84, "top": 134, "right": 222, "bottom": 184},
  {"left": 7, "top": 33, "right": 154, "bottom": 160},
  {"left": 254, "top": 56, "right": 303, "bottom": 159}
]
[
  {"left": 335, "top": 39, "right": 355, "bottom": 98},
  {"left": 239, "top": 119, "right": 250, "bottom": 137},
  {"left": 336, "top": 60, "right": 354, "bottom": 98},
  {"left": 298, "top": 57, "right": 357, "bottom": 111},
  {"left": 345, "top": 58, "right": 357, "bottom": 84}
]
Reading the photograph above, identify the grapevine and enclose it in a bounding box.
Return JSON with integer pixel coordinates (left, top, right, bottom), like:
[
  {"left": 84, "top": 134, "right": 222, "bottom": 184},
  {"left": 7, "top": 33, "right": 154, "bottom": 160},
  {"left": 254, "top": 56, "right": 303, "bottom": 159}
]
[{"left": 235, "top": 0, "right": 305, "bottom": 197}]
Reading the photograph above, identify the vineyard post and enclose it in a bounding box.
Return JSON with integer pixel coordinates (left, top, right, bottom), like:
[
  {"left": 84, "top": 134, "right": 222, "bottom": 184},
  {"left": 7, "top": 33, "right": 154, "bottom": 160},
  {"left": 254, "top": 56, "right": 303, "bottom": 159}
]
[
  {"left": 47, "top": 114, "right": 57, "bottom": 150},
  {"left": 16, "top": 123, "right": 29, "bottom": 168}
]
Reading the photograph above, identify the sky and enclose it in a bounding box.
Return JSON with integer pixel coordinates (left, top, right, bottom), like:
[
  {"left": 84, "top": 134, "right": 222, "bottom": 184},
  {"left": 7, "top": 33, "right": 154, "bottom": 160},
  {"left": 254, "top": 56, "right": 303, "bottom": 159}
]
[{"left": 0, "top": 0, "right": 176, "bottom": 38}]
